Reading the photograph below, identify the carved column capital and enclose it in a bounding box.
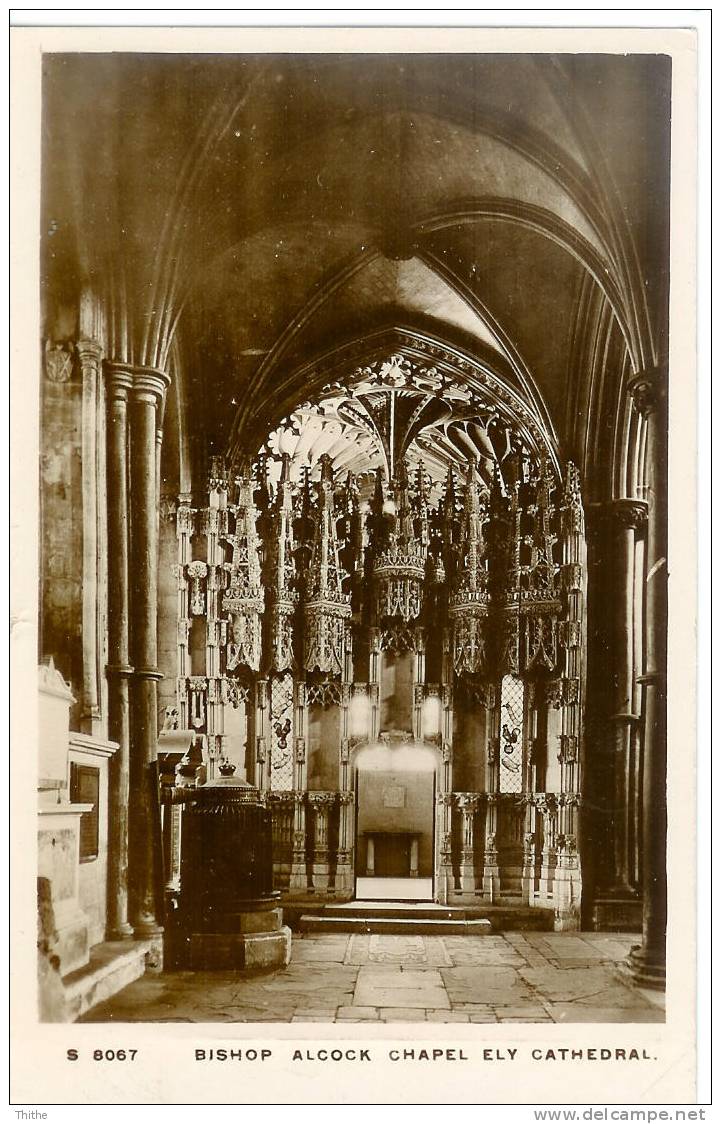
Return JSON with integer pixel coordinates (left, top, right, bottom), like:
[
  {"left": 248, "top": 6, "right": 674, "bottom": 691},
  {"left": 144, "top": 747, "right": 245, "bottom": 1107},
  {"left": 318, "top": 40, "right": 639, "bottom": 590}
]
[
  {"left": 104, "top": 362, "right": 134, "bottom": 399},
  {"left": 127, "top": 365, "right": 171, "bottom": 405},
  {"left": 627, "top": 367, "right": 665, "bottom": 418},
  {"left": 76, "top": 337, "right": 103, "bottom": 369},
  {"left": 307, "top": 791, "right": 337, "bottom": 808},
  {"left": 590, "top": 498, "right": 649, "bottom": 532}
]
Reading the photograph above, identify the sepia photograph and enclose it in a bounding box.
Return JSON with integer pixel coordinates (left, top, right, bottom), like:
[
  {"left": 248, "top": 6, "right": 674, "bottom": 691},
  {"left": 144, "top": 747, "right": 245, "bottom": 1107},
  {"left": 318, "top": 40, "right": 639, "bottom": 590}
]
[{"left": 11, "top": 19, "right": 701, "bottom": 1107}]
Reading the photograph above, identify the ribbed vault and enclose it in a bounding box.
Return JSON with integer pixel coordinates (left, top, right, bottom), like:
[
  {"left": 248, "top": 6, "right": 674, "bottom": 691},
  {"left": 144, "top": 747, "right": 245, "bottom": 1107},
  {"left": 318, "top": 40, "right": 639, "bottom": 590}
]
[{"left": 41, "top": 52, "right": 671, "bottom": 500}]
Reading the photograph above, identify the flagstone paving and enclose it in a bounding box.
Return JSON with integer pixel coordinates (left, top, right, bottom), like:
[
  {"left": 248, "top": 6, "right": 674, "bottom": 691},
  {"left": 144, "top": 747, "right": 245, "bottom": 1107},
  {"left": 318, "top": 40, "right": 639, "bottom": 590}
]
[{"left": 80, "top": 931, "right": 665, "bottom": 1024}]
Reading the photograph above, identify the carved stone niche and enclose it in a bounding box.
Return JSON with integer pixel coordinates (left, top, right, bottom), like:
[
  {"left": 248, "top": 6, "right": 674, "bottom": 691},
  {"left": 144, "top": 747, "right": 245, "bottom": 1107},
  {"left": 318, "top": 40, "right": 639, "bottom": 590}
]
[
  {"left": 186, "top": 561, "right": 208, "bottom": 616},
  {"left": 557, "top": 733, "right": 579, "bottom": 764}
]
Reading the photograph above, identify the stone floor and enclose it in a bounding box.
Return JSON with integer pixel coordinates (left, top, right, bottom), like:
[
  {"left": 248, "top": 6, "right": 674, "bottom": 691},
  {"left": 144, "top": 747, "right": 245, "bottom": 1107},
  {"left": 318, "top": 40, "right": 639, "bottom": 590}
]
[{"left": 80, "top": 931, "right": 665, "bottom": 1024}]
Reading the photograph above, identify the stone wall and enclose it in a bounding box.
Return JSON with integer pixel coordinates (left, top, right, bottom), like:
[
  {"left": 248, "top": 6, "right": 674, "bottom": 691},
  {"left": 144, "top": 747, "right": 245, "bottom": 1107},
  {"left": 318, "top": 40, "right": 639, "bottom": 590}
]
[{"left": 40, "top": 375, "right": 84, "bottom": 730}]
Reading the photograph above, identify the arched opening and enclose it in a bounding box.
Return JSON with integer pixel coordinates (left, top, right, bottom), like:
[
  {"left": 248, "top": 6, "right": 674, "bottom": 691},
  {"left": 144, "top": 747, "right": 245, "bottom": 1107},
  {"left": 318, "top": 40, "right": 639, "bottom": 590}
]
[
  {"left": 156, "top": 339, "right": 587, "bottom": 922},
  {"left": 354, "top": 742, "right": 438, "bottom": 901}
]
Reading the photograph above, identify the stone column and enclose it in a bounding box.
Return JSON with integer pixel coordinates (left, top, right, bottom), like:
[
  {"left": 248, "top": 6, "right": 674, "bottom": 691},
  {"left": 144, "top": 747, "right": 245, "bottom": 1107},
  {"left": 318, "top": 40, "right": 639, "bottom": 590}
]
[
  {"left": 128, "top": 366, "right": 170, "bottom": 946},
  {"left": 335, "top": 791, "right": 355, "bottom": 894},
  {"left": 365, "top": 834, "right": 375, "bottom": 876},
  {"left": 289, "top": 697, "right": 309, "bottom": 891},
  {"left": 289, "top": 790, "right": 308, "bottom": 892},
  {"left": 536, "top": 793, "right": 558, "bottom": 902},
  {"left": 308, "top": 792, "right": 336, "bottom": 891},
  {"left": 369, "top": 630, "right": 380, "bottom": 742},
  {"left": 627, "top": 368, "right": 668, "bottom": 989},
  {"left": 409, "top": 834, "right": 420, "bottom": 879},
  {"left": 521, "top": 827, "right": 537, "bottom": 906},
  {"left": 78, "top": 340, "right": 103, "bottom": 734},
  {"left": 104, "top": 365, "right": 134, "bottom": 940},
  {"left": 159, "top": 782, "right": 182, "bottom": 897},
  {"left": 436, "top": 791, "right": 453, "bottom": 904},
  {"left": 441, "top": 635, "right": 454, "bottom": 796},
  {"left": 555, "top": 793, "right": 582, "bottom": 930},
  {"left": 605, "top": 500, "right": 647, "bottom": 901},
  {"left": 457, "top": 793, "right": 480, "bottom": 894},
  {"left": 482, "top": 734, "right": 501, "bottom": 903},
  {"left": 255, "top": 680, "right": 268, "bottom": 790},
  {"left": 294, "top": 682, "right": 307, "bottom": 791}
]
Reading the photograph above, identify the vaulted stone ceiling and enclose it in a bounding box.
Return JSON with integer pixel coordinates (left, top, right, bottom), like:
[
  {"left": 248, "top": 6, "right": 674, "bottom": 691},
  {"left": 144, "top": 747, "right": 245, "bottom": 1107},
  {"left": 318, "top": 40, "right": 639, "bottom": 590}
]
[{"left": 42, "top": 51, "right": 671, "bottom": 492}]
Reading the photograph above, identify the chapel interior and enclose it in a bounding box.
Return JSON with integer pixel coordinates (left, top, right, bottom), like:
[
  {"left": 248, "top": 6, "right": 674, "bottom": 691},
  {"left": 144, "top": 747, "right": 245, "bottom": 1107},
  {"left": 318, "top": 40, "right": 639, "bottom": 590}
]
[{"left": 36, "top": 50, "right": 670, "bottom": 1021}]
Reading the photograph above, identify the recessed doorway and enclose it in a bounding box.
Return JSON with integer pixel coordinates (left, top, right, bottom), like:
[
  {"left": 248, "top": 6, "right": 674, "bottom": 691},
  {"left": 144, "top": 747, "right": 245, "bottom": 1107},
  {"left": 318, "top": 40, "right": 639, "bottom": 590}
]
[{"left": 354, "top": 743, "right": 436, "bottom": 902}]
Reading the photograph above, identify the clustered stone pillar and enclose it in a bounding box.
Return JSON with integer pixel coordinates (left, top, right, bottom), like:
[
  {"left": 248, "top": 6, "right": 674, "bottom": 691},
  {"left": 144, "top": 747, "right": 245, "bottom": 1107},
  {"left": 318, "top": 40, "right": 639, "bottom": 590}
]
[
  {"left": 105, "top": 363, "right": 169, "bottom": 956},
  {"left": 627, "top": 368, "right": 668, "bottom": 989},
  {"left": 77, "top": 339, "right": 103, "bottom": 735},
  {"left": 105, "top": 367, "right": 134, "bottom": 940},
  {"left": 128, "top": 368, "right": 170, "bottom": 946},
  {"left": 605, "top": 499, "right": 647, "bottom": 910}
]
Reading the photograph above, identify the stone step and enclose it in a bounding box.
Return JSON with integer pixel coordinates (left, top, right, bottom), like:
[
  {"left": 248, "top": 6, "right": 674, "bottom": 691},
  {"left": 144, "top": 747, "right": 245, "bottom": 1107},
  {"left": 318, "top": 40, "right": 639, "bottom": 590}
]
[
  {"left": 322, "top": 902, "right": 468, "bottom": 921},
  {"left": 300, "top": 914, "right": 493, "bottom": 935},
  {"left": 64, "top": 939, "right": 150, "bottom": 1021}
]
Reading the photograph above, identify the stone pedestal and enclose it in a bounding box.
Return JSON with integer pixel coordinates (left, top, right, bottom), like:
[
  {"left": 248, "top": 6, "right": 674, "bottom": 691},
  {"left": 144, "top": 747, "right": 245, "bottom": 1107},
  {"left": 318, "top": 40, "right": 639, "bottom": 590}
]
[
  {"left": 591, "top": 896, "right": 643, "bottom": 932},
  {"left": 38, "top": 661, "right": 92, "bottom": 977},
  {"left": 553, "top": 840, "right": 582, "bottom": 931},
  {"left": 68, "top": 733, "right": 118, "bottom": 947},
  {"left": 188, "top": 900, "right": 291, "bottom": 971},
  {"left": 181, "top": 767, "right": 292, "bottom": 972},
  {"left": 38, "top": 804, "right": 92, "bottom": 975}
]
